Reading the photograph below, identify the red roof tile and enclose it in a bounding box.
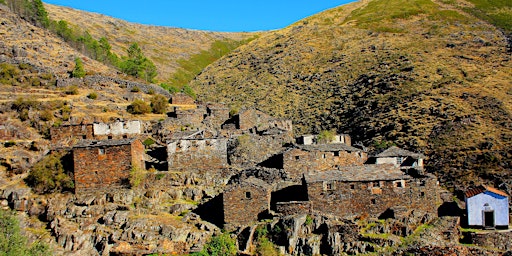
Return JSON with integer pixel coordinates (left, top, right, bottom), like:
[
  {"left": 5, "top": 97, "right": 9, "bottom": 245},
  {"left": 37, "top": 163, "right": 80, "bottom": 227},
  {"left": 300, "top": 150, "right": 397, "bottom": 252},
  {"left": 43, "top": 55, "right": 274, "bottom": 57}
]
[{"left": 465, "top": 185, "right": 508, "bottom": 198}]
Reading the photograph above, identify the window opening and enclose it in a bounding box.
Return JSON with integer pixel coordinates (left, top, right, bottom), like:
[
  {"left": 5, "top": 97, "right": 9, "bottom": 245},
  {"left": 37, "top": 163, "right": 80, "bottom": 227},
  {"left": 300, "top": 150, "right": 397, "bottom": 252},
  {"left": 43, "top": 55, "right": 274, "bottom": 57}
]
[
  {"left": 98, "top": 148, "right": 105, "bottom": 155},
  {"left": 245, "top": 192, "right": 252, "bottom": 199}
]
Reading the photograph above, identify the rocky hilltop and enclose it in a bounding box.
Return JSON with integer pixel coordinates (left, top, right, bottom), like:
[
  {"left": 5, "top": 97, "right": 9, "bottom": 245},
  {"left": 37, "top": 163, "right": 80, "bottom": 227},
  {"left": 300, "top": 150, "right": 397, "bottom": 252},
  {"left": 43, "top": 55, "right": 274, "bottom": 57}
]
[{"left": 190, "top": 0, "right": 512, "bottom": 192}]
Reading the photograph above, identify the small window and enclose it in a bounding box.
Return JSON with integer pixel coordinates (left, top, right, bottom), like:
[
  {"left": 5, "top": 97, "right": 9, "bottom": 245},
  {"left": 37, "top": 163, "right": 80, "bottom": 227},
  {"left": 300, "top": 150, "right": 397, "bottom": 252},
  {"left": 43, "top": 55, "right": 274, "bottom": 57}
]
[
  {"left": 98, "top": 148, "right": 105, "bottom": 155},
  {"left": 420, "top": 192, "right": 425, "bottom": 197},
  {"left": 108, "top": 136, "right": 113, "bottom": 140},
  {"left": 245, "top": 192, "right": 251, "bottom": 199},
  {"left": 82, "top": 135, "right": 87, "bottom": 139},
  {"left": 323, "top": 181, "right": 335, "bottom": 191},
  {"left": 393, "top": 180, "right": 405, "bottom": 188},
  {"left": 350, "top": 184, "right": 355, "bottom": 189},
  {"left": 334, "top": 151, "right": 340, "bottom": 157},
  {"left": 123, "top": 135, "right": 128, "bottom": 139},
  {"left": 371, "top": 199, "right": 376, "bottom": 204},
  {"left": 372, "top": 181, "right": 381, "bottom": 188},
  {"left": 397, "top": 157, "right": 404, "bottom": 165},
  {"left": 295, "top": 156, "right": 300, "bottom": 160}
]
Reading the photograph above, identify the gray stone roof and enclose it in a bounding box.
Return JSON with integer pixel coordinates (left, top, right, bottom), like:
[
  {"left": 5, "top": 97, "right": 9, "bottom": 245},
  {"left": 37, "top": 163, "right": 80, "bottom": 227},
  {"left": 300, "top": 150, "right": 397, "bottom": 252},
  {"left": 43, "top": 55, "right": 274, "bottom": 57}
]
[
  {"left": 375, "top": 146, "right": 425, "bottom": 158},
  {"left": 296, "top": 143, "right": 361, "bottom": 152},
  {"left": 73, "top": 138, "right": 138, "bottom": 148},
  {"left": 304, "top": 164, "right": 409, "bottom": 183}
]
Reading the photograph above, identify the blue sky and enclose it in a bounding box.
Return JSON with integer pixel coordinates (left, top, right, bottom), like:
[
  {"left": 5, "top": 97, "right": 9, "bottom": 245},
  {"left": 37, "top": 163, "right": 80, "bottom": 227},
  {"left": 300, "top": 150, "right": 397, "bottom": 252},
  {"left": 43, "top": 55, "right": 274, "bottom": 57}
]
[{"left": 43, "top": 1, "right": 354, "bottom": 32}]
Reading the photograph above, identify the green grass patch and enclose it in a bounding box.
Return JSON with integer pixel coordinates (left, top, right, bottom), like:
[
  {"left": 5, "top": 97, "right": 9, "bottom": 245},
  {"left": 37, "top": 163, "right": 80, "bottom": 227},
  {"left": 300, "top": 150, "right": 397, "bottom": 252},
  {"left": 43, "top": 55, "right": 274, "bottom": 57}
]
[
  {"left": 463, "top": 0, "right": 512, "bottom": 32},
  {"left": 165, "top": 37, "right": 257, "bottom": 92}
]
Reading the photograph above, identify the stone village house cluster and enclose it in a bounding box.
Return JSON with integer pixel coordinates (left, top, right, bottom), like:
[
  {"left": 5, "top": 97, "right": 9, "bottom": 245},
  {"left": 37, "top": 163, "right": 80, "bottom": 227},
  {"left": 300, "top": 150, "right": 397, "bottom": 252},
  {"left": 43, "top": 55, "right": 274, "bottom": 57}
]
[{"left": 48, "top": 93, "right": 509, "bottom": 230}]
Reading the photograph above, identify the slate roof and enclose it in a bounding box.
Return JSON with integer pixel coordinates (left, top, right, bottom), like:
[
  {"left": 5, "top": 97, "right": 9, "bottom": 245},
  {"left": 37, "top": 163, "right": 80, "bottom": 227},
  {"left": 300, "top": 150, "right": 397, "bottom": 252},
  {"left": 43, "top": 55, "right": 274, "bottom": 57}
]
[
  {"left": 376, "top": 146, "right": 425, "bottom": 158},
  {"left": 73, "top": 138, "right": 138, "bottom": 148},
  {"left": 295, "top": 143, "right": 361, "bottom": 153},
  {"left": 465, "top": 185, "right": 509, "bottom": 198},
  {"left": 304, "top": 164, "right": 408, "bottom": 183}
]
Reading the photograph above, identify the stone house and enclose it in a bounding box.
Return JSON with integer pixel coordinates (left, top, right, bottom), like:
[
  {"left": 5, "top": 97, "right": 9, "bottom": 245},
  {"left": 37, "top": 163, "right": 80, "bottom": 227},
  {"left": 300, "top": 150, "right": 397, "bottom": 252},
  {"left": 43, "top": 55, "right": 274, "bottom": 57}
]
[
  {"left": 223, "top": 177, "right": 271, "bottom": 229},
  {"left": 304, "top": 165, "right": 439, "bottom": 219},
  {"left": 92, "top": 120, "right": 142, "bottom": 140},
  {"left": 73, "top": 138, "right": 145, "bottom": 194},
  {"left": 167, "top": 137, "right": 228, "bottom": 172},
  {"left": 297, "top": 134, "right": 351, "bottom": 145},
  {"left": 282, "top": 144, "right": 367, "bottom": 180},
  {"left": 465, "top": 186, "right": 509, "bottom": 229},
  {"left": 372, "top": 146, "right": 424, "bottom": 171},
  {"left": 236, "top": 109, "right": 292, "bottom": 133}
]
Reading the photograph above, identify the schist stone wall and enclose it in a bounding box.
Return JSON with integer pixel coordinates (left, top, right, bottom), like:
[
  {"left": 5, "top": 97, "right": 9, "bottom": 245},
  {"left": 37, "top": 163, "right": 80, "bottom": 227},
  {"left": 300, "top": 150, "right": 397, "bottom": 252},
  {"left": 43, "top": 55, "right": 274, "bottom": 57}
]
[
  {"left": 170, "top": 93, "right": 195, "bottom": 105},
  {"left": 283, "top": 145, "right": 367, "bottom": 180},
  {"left": 50, "top": 124, "right": 94, "bottom": 148},
  {"left": 223, "top": 178, "right": 271, "bottom": 229},
  {"left": 305, "top": 168, "right": 439, "bottom": 219},
  {"left": 73, "top": 139, "right": 144, "bottom": 194},
  {"left": 167, "top": 138, "right": 228, "bottom": 172},
  {"left": 237, "top": 109, "right": 292, "bottom": 132}
]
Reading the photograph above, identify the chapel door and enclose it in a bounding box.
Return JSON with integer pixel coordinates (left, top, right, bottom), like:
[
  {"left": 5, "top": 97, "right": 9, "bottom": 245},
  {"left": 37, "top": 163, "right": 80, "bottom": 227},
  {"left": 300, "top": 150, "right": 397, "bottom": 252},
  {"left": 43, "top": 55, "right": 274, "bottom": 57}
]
[{"left": 483, "top": 210, "right": 495, "bottom": 228}]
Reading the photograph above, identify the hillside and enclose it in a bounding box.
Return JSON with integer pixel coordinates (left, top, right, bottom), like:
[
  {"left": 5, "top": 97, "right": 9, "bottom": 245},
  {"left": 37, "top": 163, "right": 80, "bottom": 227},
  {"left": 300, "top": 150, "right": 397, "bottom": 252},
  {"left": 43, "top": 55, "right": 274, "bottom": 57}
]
[
  {"left": 44, "top": 3, "right": 256, "bottom": 81},
  {"left": 190, "top": 0, "right": 512, "bottom": 191}
]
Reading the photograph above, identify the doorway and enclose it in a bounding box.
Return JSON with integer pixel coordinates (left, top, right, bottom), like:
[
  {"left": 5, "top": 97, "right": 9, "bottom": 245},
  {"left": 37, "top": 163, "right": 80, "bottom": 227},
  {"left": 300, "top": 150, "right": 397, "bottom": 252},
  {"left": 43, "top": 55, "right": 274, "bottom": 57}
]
[{"left": 483, "top": 210, "right": 495, "bottom": 228}]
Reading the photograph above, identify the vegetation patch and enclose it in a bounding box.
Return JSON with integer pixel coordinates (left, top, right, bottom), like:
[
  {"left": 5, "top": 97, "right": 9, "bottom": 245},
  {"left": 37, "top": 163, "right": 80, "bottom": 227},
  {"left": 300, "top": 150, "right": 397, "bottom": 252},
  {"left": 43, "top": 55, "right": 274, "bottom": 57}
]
[
  {"left": 0, "top": 209, "right": 52, "bottom": 255},
  {"left": 25, "top": 152, "right": 74, "bottom": 194}
]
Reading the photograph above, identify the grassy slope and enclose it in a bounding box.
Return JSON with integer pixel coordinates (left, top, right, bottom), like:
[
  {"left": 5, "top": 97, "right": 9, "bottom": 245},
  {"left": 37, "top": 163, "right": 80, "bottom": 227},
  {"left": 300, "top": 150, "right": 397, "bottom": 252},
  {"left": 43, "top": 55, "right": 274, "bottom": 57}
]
[
  {"left": 44, "top": 3, "right": 257, "bottom": 82},
  {"left": 190, "top": 0, "right": 512, "bottom": 191}
]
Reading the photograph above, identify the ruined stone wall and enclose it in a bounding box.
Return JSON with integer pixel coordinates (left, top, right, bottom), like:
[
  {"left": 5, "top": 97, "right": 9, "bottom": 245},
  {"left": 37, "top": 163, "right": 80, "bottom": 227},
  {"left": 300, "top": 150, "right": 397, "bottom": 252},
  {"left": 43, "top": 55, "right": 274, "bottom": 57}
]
[
  {"left": 238, "top": 109, "right": 292, "bottom": 132},
  {"left": 170, "top": 93, "right": 195, "bottom": 105},
  {"left": 93, "top": 121, "right": 142, "bottom": 140},
  {"left": 275, "top": 201, "right": 311, "bottom": 216},
  {"left": 170, "top": 107, "right": 206, "bottom": 129},
  {"left": 167, "top": 138, "right": 228, "bottom": 172},
  {"left": 307, "top": 175, "right": 438, "bottom": 219},
  {"left": 223, "top": 185, "right": 270, "bottom": 228},
  {"left": 50, "top": 124, "right": 94, "bottom": 148},
  {"left": 283, "top": 149, "right": 367, "bottom": 179},
  {"left": 229, "top": 133, "right": 293, "bottom": 168},
  {"left": 466, "top": 231, "right": 512, "bottom": 251},
  {"left": 73, "top": 141, "right": 143, "bottom": 193}
]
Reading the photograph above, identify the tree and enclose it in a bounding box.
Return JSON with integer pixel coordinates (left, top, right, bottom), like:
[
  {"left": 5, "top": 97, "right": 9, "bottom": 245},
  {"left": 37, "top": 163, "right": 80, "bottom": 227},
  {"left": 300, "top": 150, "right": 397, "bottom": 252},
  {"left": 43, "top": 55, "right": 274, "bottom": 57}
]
[
  {"left": 120, "top": 43, "right": 157, "bottom": 82},
  {"left": 127, "top": 99, "right": 151, "bottom": 115},
  {"left": 0, "top": 209, "right": 51, "bottom": 255},
  {"left": 150, "top": 94, "right": 168, "bottom": 114},
  {"left": 25, "top": 153, "right": 74, "bottom": 194},
  {"left": 71, "top": 57, "right": 86, "bottom": 78}
]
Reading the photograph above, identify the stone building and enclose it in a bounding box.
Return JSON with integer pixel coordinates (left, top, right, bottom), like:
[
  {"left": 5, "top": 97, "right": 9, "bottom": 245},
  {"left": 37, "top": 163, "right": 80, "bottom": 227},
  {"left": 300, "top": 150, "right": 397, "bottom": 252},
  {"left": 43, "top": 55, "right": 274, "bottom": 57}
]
[
  {"left": 465, "top": 186, "right": 509, "bottom": 229},
  {"left": 223, "top": 177, "right": 271, "bottom": 229},
  {"left": 236, "top": 109, "right": 292, "bottom": 133},
  {"left": 73, "top": 138, "right": 145, "bottom": 193},
  {"left": 167, "top": 137, "right": 228, "bottom": 172},
  {"left": 282, "top": 144, "right": 367, "bottom": 180},
  {"left": 297, "top": 134, "right": 351, "bottom": 145},
  {"left": 304, "top": 165, "right": 439, "bottom": 219},
  {"left": 372, "top": 146, "right": 424, "bottom": 171},
  {"left": 50, "top": 120, "right": 143, "bottom": 148}
]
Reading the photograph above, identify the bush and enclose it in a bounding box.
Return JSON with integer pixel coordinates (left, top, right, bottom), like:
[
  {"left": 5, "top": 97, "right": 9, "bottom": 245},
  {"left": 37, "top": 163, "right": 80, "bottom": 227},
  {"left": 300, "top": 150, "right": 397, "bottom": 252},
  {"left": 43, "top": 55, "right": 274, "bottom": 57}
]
[
  {"left": 64, "top": 86, "right": 79, "bottom": 95},
  {"left": 127, "top": 99, "right": 151, "bottom": 115},
  {"left": 192, "top": 233, "right": 237, "bottom": 256},
  {"left": 317, "top": 130, "right": 336, "bottom": 144},
  {"left": 71, "top": 57, "right": 86, "bottom": 78},
  {"left": 130, "top": 86, "right": 140, "bottom": 93},
  {"left": 87, "top": 92, "right": 98, "bottom": 99},
  {"left": 150, "top": 94, "right": 168, "bottom": 114},
  {"left": 25, "top": 153, "right": 74, "bottom": 194},
  {"left": 129, "top": 166, "right": 145, "bottom": 188},
  {"left": 0, "top": 209, "right": 52, "bottom": 255}
]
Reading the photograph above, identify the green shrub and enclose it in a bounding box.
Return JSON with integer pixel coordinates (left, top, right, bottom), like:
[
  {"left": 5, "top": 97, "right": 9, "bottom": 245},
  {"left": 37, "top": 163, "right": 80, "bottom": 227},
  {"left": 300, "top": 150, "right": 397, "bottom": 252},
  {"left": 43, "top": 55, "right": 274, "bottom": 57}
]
[
  {"left": 155, "top": 173, "right": 165, "bottom": 180},
  {"left": 317, "top": 130, "right": 336, "bottom": 144},
  {"left": 39, "top": 109, "right": 53, "bottom": 121},
  {"left": 25, "top": 153, "right": 74, "bottom": 194},
  {"left": 130, "top": 86, "right": 140, "bottom": 93},
  {"left": 127, "top": 99, "right": 151, "bottom": 115},
  {"left": 0, "top": 209, "right": 52, "bottom": 255},
  {"left": 4, "top": 141, "right": 16, "bottom": 147},
  {"left": 192, "top": 233, "right": 237, "bottom": 256},
  {"left": 142, "top": 138, "right": 155, "bottom": 146},
  {"left": 129, "top": 166, "right": 145, "bottom": 188},
  {"left": 150, "top": 94, "right": 168, "bottom": 114},
  {"left": 71, "top": 57, "right": 86, "bottom": 78},
  {"left": 87, "top": 92, "right": 98, "bottom": 99}
]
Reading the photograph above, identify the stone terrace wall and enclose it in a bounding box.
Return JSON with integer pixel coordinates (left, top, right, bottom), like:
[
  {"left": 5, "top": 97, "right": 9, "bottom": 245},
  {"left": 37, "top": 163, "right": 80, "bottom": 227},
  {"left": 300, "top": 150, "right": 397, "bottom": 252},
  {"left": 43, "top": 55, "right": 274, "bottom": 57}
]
[
  {"left": 170, "top": 93, "right": 195, "bottom": 105},
  {"left": 275, "top": 201, "right": 311, "bottom": 216},
  {"left": 167, "top": 138, "right": 228, "bottom": 172},
  {"left": 466, "top": 231, "right": 512, "bottom": 251},
  {"left": 307, "top": 176, "right": 438, "bottom": 219}
]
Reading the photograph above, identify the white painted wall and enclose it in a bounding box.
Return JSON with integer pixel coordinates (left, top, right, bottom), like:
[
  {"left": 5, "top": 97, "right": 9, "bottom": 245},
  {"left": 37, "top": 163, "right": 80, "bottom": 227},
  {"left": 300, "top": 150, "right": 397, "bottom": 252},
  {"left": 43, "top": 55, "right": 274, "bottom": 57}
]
[
  {"left": 466, "top": 192, "right": 509, "bottom": 227},
  {"left": 93, "top": 121, "right": 142, "bottom": 136}
]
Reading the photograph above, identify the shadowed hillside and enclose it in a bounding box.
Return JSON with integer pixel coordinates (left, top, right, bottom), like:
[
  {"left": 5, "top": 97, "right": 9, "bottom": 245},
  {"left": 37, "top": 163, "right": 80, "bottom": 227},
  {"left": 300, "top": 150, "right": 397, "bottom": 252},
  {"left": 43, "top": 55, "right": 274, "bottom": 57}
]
[{"left": 190, "top": 0, "right": 512, "bottom": 192}]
